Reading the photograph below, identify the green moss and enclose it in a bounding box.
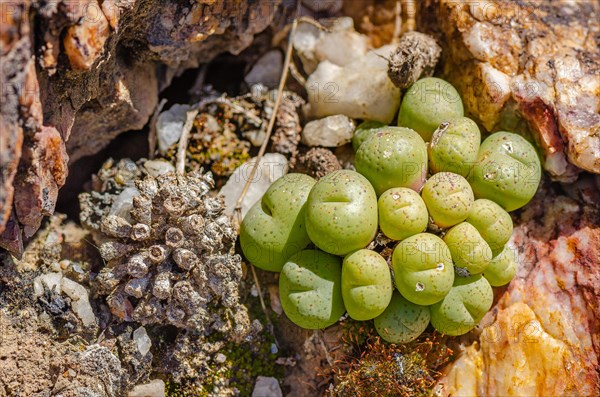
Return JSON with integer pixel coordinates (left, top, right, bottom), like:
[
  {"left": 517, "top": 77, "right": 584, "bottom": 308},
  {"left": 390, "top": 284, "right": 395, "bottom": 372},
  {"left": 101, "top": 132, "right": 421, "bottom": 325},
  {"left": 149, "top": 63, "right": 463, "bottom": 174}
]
[{"left": 218, "top": 336, "right": 284, "bottom": 396}]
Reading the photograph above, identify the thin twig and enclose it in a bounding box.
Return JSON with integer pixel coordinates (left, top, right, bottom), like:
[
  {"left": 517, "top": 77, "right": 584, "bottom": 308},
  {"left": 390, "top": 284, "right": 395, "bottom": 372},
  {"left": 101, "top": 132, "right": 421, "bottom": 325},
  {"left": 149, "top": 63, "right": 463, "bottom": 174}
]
[
  {"left": 148, "top": 98, "right": 167, "bottom": 159},
  {"left": 176, "top": 109, "right": 199, "bottom": 175},
  {"left": 317, "top": 330, "right": 334, "bottom": 366},
  {"left": 232, "top": 15, "right": 301, "bottom": 351},
  {"left": 271, "top": 16, "right": 331, "bottom": 47},
  {"left": 289, "top": 61, "right": 307, "bottom": 86},
  {"left": 297, "top": 16, "right": 332, "bottom": 33},
  {"left": 249, "top": 263, "right": 278, "bottom": 348},
  {"left": 233, "top": 17, "right": 299, "bottom": 225},
  {"left": 213, "top": 97, "right": 263, "bottom": 125}
]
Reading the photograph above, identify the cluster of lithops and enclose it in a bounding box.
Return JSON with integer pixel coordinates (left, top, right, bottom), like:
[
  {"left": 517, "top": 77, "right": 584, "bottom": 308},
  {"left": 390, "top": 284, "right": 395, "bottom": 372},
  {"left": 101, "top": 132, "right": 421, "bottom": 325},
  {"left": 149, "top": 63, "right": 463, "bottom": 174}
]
[
  {"left": 241, "top": 77, "right": 541, "bottom": 342},
  {"left": 80, "top": 159, "right": 250, "bottom": 339}
]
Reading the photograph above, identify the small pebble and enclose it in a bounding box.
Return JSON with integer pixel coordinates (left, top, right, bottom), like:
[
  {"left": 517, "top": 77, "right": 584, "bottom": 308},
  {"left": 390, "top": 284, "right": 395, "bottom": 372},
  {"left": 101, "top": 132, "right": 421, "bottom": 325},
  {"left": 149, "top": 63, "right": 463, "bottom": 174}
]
[
  {"left": 301, "top": 115, "right": 355, "bottom": 147},
  {"left": 133, "top": 326, "right": 152, "bottom": 356},
  {"left": 215, "top": 353, "right": 227, "bottom": 363},
  {"left": 128, "top": 379, "right": 166, "bottom": 397},
  {"left": 252, "top": 376, "right": 282, "bottom": 397}
]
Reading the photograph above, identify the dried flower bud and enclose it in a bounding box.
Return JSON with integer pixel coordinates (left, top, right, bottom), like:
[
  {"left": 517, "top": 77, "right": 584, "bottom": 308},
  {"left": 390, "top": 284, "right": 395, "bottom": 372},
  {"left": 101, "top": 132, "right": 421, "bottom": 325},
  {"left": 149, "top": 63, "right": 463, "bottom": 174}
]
[
  {"left": 179, "top": 214, "right": 205, "bottom": 235},
  {"left": 101, "top": 214, "right": 132, "bottom": 238},
  {"left": 95, "top": 267, "right": 121, "bottom": 294},
  {"left": 100, "top": 240, "right": 134, "bottom": 261},
  {"left": 165, "top": 227, "right": 185, "bottom": 248},
  {"left": 128, "top": 254, "right": 149, "bottom": 278},
  {"left": 153, "top": 272, "right": 172, "bottom": 299},
  {"left": 133, "top": 297, "right": 164, "bottom": 323},
  {"left": 173, "top": 281, "right": 205, "bottom": 311},
  {"left": 131, "top": 223, "right": 152, "bottom": 241},
  {"left": 131, "top": 196, "right": 152, "bottom": 224},
  {"left": 172, "top": 248, "right": 198, "bottom": 270},
  {"left": 147, "top": 244, "right": 170, "bottom": 264},
  {"left": 135, "top": 177, "right": 158, "bottom": 197},
  {"left": 163, "top": 195, "right": 187, "bottom": 216}
]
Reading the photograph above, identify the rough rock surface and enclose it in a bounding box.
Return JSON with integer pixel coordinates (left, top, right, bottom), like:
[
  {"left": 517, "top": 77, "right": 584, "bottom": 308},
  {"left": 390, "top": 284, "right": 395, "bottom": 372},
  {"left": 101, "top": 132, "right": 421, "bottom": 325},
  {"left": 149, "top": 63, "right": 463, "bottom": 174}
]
[
  {"left": 437, "top": 176, "right": 600, "bottom": 396},
  {"left": 306, "top": 44, "right": 401, "bottom": 124},
  {"left": 0, "top": 0, "right": 280, "bottom": 251},
  {"left": 428, "top": 0, "right": 600, "bottom": 181}
]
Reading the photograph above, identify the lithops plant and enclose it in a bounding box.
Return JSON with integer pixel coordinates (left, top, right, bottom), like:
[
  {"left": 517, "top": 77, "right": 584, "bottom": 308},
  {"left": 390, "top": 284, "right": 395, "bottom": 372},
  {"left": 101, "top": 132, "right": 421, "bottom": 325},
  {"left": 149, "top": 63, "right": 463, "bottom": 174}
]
[
  {"left": 341, "top": 249, "right": 393, "bottom": 321},
  {"left": 421, "top": 172, "right": 474, "bottom": 228},
  {"left": 352, "top": 120, "right": 385, "bottom": 151},
  {"left": 392, "top": 233, "right": 454, "bottom": 305},
  {"left": 428, "top": 117, "right": 481, "bottom": 177},
  {"left": 305, "top": 170, "right": 378, "bottom": 256},
  {"left": 484, "top": 244, "right": 518, "bottom": 287},
  {"left": 374, "top": 291, "right": 430, "bottom": 343},
  {"left": 469, "top": 131, "right": 542, "bottom": 211},
  {"left": 397, "top": 77, "right": 464, "bottom": 142},
  {"left": 279, "top": 249, "right": 345, "bottom": 329},
  {"left": 429, "top": 274, "right": 493, "bottom": 336},
  {"left": 378, "top": 187, "right": 428, "bottom": 241},
  {"left": 466, "top": 199, "right": 513, "bottom": 255},
  {"left": 240, "top": 173, "right": 316, "bottom": 272},
  {"left": 443, "top": 222, "right": 492, "bottom": 275},
  {"left": 354, "top": 127, "right": 428, "bottom": 195},
  {"left": 79, "top": 159, "right": 250, "bottom": 339}
]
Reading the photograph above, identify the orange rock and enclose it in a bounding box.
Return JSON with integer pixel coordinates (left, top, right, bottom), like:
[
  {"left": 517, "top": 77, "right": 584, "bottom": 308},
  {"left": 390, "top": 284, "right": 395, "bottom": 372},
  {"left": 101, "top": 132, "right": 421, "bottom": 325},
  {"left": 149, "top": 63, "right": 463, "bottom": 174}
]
[{"left": 63, "top": 0, "right": 110, "bottom": 70}]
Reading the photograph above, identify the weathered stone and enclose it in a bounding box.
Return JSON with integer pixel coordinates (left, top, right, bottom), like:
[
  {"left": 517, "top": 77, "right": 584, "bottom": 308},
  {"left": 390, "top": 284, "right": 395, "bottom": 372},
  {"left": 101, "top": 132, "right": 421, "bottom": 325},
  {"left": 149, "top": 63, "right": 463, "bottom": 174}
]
[
  {"left": 128, "top": 379, "right": 165, "bottom": 397},
  {"left": 301, "top": 115, "right": 355, "bottom": 147},
  {"left": 306, "top": 45, "right": 401, "bottom": 124},
  {"left": 252, "top": 376, "right": 282, "bottom": 397}
]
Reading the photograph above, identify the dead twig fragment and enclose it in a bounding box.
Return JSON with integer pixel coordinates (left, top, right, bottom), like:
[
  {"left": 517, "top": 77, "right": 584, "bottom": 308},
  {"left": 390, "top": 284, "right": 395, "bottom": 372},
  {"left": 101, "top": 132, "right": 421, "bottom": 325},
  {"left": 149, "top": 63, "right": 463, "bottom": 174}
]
[
  {"left": 249, "top": 263, "right": 278, "bottom": 348},
  {"left": 213, "top": 97, "right": 263, "bottom": 125},
  {"left": 176, "top": 109, "right": 199, "bottom": 175},
  {"left": 233, "top": 17, "right": 299, "bottom": 225},
  {"left": 148, "top": 98, "right": 167, "bottom": 159}
]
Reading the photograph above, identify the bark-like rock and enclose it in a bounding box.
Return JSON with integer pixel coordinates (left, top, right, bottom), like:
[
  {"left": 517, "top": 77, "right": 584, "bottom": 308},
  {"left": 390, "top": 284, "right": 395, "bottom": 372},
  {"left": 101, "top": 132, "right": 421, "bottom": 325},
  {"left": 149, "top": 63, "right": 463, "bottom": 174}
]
[
  {"left": 429, "top": 0, "right": 600, "bottom": 181},
  {"left": 0, "top": 0, "right": 280, "bottom": 254}
]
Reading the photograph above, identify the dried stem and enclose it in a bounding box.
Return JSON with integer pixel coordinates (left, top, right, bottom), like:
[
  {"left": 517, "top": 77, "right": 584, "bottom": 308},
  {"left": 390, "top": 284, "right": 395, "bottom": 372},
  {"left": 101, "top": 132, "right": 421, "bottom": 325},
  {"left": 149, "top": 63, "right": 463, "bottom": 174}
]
[
  {"left": 233, "top": 17, "right": 299, "bottom": 225},
  {"left": 213, "top": 97, "right": 263, "bottom": 125},
  {"left": 297, "top": 16, "right": 332, "bottom": 33},
  {"left": 289, "top": 61, "right": 307, "bottom": 86},
  {"left": 317, "top": 330, "right": 334, "bottom": 366},
  {"left": 148, "top": 98, "right": 167, "bottom": 159},
  {"left": 176, "top": 109, "right": 199, "bottom": 175},
  {"left": 249, "top": 263, "right": 278, "bottom": 347},
  {"left": 232, "top": 15, "right": 302, "bottom": 350}
]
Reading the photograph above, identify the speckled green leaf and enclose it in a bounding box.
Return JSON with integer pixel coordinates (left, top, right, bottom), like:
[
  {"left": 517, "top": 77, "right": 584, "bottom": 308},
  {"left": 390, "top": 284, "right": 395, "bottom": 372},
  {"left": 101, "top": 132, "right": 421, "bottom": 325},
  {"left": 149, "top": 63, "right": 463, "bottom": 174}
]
[
  {"left": 305, "top": 170, "right": 378, "bottom": 256},
  {"left": 279, "top": 250, "right": 345, "bottom": 329},
  {"left": 342, "top": 249, "right": 393, "bottom": 321}
]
